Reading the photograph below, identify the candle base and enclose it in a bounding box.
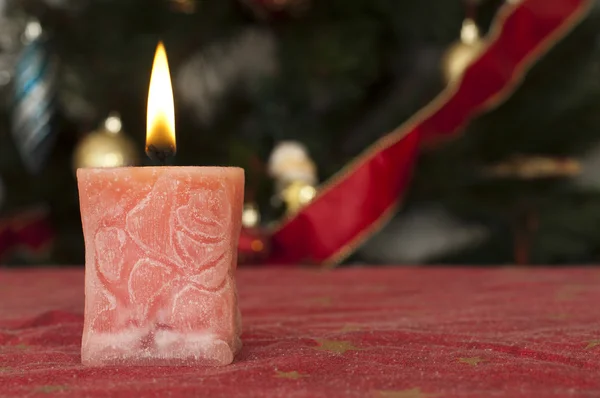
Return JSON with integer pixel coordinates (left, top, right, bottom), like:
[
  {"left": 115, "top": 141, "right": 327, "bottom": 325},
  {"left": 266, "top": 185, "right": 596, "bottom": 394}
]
[{"left": 83, "top": 330, "right": 241, "bottom": 366}]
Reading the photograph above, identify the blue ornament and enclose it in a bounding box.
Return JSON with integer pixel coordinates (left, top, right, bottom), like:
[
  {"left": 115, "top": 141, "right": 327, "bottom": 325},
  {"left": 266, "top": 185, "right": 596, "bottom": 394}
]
[{"left": 11, "top": 20, "right": 57, "bottom": 174}]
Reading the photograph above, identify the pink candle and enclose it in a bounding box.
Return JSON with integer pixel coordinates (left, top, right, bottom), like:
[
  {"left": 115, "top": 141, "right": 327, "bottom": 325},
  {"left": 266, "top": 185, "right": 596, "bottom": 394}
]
[
  {"left": 77, "top": 43, "right": 244, "bottom": 366},
  {"left": 78, "top": 167, "right": 243, "bottom": 366}
]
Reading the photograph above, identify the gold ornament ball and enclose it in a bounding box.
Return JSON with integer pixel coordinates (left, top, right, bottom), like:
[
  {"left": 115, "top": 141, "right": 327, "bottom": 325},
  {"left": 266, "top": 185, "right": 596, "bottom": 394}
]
[
  {"left": 73, "top": 114, "right": 139, "bottom": 171},
  {"left": 441, "top": 39, "right": 484, "bottom": 84},
  {"left": 281, "top": 180, "right": 317, "bottom": 215}
]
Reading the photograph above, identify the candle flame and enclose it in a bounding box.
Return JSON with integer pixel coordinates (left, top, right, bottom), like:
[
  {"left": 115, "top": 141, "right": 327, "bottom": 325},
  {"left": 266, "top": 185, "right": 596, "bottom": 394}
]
[{"left": 146, "top": 41, "right": 176, "bottom": 157}]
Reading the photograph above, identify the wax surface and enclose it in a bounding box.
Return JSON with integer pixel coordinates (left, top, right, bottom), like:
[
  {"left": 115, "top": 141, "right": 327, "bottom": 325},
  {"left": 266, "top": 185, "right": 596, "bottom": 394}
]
[{"left": 77, "top": 167, "right": 244, "bottom": 366}]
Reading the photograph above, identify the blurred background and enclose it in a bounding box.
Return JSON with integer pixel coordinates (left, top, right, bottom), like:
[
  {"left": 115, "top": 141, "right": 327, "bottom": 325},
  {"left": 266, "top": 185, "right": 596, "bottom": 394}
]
[{"left": 2, "top": 0, "right": 600, "bottom": 267}]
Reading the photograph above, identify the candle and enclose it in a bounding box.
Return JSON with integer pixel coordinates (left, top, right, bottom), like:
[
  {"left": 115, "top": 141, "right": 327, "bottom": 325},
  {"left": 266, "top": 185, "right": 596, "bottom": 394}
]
[{"left": 77, "top": 42, "right": 244, "bottom": 366}]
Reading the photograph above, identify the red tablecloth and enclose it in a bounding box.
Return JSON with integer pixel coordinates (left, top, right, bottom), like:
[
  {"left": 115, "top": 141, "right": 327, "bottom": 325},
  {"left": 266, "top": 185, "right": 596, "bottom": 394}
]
[{"left": 1, "top": 267, "right": 599, "bottom": 397}]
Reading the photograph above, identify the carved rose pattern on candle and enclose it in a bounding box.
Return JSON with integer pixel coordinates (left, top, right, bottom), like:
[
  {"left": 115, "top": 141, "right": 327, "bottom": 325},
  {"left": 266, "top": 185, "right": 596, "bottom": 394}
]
[{"left": 78, "top": 167, "right": 243, "bottom": 366}]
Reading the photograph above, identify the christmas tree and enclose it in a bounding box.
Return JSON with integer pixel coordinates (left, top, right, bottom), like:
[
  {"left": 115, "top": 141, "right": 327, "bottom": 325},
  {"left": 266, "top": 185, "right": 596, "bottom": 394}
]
[{"left": 0, "top": 0, "right": 599, "bottom": 266}]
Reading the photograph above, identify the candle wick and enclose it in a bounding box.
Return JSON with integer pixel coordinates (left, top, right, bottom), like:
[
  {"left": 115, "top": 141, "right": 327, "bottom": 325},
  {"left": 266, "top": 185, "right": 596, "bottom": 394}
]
[{"left": 146, "top": 144, "right": 175, "bottom": 166}]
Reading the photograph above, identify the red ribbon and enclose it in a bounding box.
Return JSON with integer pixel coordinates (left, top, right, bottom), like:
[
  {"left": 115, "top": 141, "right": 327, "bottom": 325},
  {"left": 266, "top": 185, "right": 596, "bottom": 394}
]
[
  {"left": 0, "top": 208, "right": 53, "bottom": 262},
  {"left": 267, "top": 0, "right": 593, "bottom": 266}
]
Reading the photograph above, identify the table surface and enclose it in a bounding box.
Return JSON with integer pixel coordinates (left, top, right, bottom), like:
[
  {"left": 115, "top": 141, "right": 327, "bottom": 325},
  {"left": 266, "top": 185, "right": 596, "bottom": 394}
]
[{"left": 1, "top": 266, "right": 599, "bottom": 398}]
